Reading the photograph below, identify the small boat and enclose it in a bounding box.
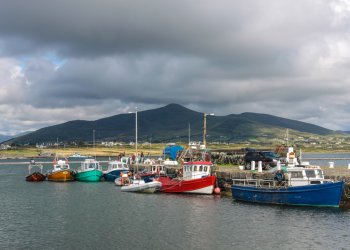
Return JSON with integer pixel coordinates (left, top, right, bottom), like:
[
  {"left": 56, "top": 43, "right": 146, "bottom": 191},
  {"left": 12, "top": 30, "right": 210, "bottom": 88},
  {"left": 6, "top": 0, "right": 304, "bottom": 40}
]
[
  {"left": 231, "top": 165, "right": 344, "bottom": 207},
  {"left": 121, "top": 178, "right": 161, "bottom": 193},
  {"left": 157, "top": 161, "right": 217, "bottom": 194},
  {"left": 75, "top": 158, "right": 103, "bottom": 182},
  {"left": 69, "top": 152, "right": 89, "bottom": 158},
  {"left": 103, "top": 160, "right": 129, "bottom": 181},
  {"left": 47, "top": 159, "right": 75, "bottom": 182},
  {"left": 25, "top": 160, "right": 46, "bottom": 182}
]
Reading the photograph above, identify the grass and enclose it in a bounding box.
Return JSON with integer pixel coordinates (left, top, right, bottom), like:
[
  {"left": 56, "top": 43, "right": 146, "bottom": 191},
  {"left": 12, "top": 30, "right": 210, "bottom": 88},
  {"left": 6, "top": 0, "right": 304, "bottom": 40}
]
[{"left": 2, "top": 143, "right": 350, "bottom": 159}]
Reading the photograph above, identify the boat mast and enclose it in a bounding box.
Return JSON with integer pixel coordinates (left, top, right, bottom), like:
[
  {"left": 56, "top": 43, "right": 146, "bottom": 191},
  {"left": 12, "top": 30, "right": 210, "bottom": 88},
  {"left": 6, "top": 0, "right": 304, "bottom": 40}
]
[
  {"left": 189, "top": 122, "right": 191, "bottom": 161},
  {"left": 93, "top": 129, "right": 96, "bottom": 159},
  {"left": 135, "top": 107, "right": 138, "bottom": 174},
  {"left": 203, "top": 113, "right": 207, "bottom": 148}
]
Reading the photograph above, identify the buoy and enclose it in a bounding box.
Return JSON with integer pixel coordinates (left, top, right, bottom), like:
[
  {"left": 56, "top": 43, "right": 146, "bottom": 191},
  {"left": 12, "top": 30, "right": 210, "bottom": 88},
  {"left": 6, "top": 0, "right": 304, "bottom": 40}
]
[{"left": 214, "top": 187, "right": 221, "bottom": 195}]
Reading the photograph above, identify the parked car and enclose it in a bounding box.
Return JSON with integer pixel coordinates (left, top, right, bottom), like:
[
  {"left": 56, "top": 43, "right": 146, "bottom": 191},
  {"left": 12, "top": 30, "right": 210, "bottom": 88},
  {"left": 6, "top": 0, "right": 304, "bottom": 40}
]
[{"left": 244, "top": 150, "right": 280, "bottom": 170}]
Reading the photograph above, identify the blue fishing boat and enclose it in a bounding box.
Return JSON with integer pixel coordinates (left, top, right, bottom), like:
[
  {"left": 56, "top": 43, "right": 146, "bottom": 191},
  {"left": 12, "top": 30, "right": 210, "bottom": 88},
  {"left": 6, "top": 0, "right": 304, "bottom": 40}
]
[
  {"left": 103, "top": 160, "right": 129, "bottom": 181},
  {"left": 231, "top": 165, "right": 344, "bottom": 207}
]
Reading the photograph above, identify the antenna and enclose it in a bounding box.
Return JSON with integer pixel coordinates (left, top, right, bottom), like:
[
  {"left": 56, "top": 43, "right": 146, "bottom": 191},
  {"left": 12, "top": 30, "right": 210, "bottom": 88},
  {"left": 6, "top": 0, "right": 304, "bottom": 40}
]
[
  {"left": 188, "top": 123, "right": 191, "bottom": 146},
  {"left": 286, "top": 129, "right": 289, "bottom": 147}
]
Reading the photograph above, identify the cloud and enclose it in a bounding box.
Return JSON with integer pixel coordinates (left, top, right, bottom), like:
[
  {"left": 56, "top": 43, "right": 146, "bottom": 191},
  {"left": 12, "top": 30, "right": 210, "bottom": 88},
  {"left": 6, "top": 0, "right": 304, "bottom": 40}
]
[{"left": 1, "top": 0, "right": 350, "bottom": 134}]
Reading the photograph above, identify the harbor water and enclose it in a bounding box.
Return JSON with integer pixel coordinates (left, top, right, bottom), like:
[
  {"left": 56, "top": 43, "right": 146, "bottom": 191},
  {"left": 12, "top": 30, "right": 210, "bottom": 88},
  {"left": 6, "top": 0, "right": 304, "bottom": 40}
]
[
  {"left": 302, "top": 153, "right": 350, "bottom": 168},
  {"left": 1, "top": 159, "right": 350, "bottom": 250}
]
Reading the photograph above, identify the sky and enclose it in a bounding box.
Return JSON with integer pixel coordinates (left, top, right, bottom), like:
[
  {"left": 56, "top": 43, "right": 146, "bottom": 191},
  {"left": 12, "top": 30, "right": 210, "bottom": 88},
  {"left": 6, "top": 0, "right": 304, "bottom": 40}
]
[{"left": 1, "top": 0, "right": 350, "bottom": 135}]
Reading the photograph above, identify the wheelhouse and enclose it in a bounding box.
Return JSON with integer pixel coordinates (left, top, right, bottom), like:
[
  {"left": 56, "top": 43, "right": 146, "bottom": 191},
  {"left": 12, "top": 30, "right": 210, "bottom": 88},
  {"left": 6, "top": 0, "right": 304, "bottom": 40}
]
[
  {"left": 287, "top": 165, "right": 327, "bottom": 186},
  {"left": 80, "top": 159, "right": 101, "bottom": 171},
  {"left": 182, "top": 161, "right": 213, "bottom": 180}
]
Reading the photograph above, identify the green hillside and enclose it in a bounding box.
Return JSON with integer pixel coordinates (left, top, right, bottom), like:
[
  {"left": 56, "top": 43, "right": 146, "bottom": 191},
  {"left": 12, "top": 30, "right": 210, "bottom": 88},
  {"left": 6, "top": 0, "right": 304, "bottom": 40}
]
[{"left": 10, "top": 103, "right": 338, "bottom": 145}]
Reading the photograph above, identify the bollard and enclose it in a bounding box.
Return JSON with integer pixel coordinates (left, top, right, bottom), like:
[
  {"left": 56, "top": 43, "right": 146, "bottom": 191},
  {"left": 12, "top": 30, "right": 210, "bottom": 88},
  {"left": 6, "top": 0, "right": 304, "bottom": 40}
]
[
  {"left": 258, "top": 161, "right": 262, "bottom": 173},
  {"left": 277, "top": 160, "right": 281, "bottom": 171},
  {"left": 251, "top": 161, "right": 255, "bottom": 171},
  {"left": 329, "top": 162, "right": 334, "bottom": 168}
]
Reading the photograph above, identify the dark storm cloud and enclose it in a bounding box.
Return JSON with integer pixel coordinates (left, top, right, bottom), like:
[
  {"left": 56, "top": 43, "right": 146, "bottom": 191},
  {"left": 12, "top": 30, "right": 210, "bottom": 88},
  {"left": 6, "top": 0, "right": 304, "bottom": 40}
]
[{"left": 1, "top": 0, "right": 350, "bottom": 134}]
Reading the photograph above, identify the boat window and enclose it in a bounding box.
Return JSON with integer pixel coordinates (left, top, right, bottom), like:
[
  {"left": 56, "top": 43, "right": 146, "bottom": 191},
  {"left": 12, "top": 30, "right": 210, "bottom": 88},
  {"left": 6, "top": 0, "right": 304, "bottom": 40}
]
[
  {"left": 194, "top": 165, "right": 197, "bottom": 171},
  {"left": 316, "top": 170, "right": 324, "bottom": 178},
  {"left": 290, "top": 171, "right": 303, "bottom": 178},
  {"left": 204, "top": 166, "right": 207, "bottom": 172},
  {"left": 305, "top": 170, "right": 316, "bottom": 178},
  {"left": 199, "top": 165, "right": 203, "bottom": 171}
]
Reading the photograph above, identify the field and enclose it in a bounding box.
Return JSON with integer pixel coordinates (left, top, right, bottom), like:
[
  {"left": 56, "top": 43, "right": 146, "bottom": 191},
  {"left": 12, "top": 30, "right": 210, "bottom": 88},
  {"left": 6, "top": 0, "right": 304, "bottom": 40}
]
[{"left": 2, "top": 143, "right": 350, "bottom": 159}]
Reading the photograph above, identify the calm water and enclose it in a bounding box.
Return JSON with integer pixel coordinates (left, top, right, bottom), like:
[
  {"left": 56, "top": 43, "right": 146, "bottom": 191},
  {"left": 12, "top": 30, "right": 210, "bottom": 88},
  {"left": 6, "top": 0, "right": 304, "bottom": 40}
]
[
  {"left": 303, "top": 153, "right": 350, "bottom": 168},
  {"left": 1, "top": 159, "right": 350, "bottom": 250}
]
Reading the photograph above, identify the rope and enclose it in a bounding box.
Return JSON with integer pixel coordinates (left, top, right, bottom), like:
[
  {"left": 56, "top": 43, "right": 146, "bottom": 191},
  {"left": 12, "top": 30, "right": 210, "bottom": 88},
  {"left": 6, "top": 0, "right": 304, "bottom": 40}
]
[{"left": 343, "top": 185, "right": 350, "bottom": 199}]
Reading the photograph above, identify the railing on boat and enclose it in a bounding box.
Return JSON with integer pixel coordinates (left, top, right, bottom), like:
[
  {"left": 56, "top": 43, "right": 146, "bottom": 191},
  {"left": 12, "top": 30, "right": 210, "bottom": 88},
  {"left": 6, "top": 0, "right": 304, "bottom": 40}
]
[
  {"left": 232, "top": 179, "right": 287, "bottom": 188},
  {"left": 231, "top": 178, "right": 333, "bottom": 188}
]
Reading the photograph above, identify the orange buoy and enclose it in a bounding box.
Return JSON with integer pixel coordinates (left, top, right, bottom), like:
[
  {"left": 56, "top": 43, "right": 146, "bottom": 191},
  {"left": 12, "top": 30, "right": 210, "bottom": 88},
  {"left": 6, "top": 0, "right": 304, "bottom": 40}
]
[{"left": 214, "top": 187, "right": 221, "bottom": 195}]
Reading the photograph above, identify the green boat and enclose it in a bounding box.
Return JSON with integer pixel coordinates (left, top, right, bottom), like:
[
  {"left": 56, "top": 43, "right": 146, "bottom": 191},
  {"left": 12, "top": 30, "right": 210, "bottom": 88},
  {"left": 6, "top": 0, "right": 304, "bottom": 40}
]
[{"left": 75, "top": 159, "right": 103, "bottom": 182}]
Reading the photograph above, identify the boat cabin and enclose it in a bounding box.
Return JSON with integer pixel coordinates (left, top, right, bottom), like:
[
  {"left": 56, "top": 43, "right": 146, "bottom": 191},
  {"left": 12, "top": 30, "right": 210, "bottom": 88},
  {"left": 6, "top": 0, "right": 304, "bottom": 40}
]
[
  {"left": 182, "top": 161, "right": 213, "bottom": 180},
  {"left": 80, "top": 159, "right": 101, "bottom": 171},
  {"left": 150, "top": 165, "right": 166, "bottom": 175},
  {"left": 107, "top": 161, "right": 128, "bottom": 171},
  {"left": 53, "top": 160, "right": 70, "bottom": 171},
  {"left": 287, "top": 165, "right": 327, "bottom": 186},
  {"left": 28, "top": 163, "right": 44, "bottom": 174}
]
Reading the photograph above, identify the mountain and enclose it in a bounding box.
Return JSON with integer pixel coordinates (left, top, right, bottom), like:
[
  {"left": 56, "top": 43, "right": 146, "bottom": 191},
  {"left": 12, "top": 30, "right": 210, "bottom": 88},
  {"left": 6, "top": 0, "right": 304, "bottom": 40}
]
[
  {"left": 9, "top": 103, "right": 337, "bottom": 145},
  {"left": 0, "top": 131, "right": 33, "bottom": 143},
  {"left": 0, "top": 134, "right": 13, "bottom": 143}
]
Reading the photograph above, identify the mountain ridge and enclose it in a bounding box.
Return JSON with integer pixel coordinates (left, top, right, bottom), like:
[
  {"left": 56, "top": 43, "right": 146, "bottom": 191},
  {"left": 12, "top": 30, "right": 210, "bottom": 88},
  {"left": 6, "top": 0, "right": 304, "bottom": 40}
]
[{"left": 8, "top": 103, "right": 338, "bottom": 144}]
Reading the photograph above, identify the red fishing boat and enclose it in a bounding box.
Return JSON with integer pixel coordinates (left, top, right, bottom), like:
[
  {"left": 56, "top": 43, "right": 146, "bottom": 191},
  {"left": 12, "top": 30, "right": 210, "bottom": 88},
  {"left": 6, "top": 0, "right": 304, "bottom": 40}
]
[
  {"left": 157, "top": 161, "right": 216, "bottom": 194},
  {"left": 25, "top": 160, "right": 46, "bottom": 182}
]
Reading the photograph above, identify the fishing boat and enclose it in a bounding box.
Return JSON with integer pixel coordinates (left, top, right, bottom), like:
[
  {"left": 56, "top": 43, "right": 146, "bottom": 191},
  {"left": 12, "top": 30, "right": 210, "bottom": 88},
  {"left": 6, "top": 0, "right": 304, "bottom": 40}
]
[
  {"left": 75, "top": 158, "right": 103, "bottom": 182},
  {"left": 103, "top": 160, "right": 129, "bottom": 181},
  {"left": 25, "top": 160, "right": 46, "bottom": 182},
  {"left": 157, "top": 161, "right": 217, "bottom": 194},
  {"left": 231, "top": 165, "right": 344, "bottom": 207},
  {"left": 47, "top": 159, "right": 75, "bottom": 182}
]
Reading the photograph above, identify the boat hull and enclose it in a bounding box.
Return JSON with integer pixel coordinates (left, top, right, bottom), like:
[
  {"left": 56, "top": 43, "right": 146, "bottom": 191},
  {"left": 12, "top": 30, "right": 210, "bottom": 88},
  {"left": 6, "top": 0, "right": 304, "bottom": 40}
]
[
  {"left": 26, "top": 172, "right": 46, "bottom": 182},
  {"left": 47, "top": 170, "right": 75, "bottom": 182},
  {"left": 231, "top": 181, "right": 344, "bottom": 207},
  {"left": 158, "top": 176, "right": 216, "bottom": 194},
  {"left": 121, "top": 181, "right": 161, "bottom": 193},
  {"left": 75, "top": 169, "right": 103, "bottom": 182}
]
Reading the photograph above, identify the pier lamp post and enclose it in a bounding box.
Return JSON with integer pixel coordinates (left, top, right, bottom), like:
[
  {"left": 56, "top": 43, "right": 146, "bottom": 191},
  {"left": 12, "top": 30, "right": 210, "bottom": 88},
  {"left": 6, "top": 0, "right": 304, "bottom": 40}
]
[
  {"left": 203, "top": 112, "right": 215, "bottom": 148},
  {"left": 128, "top": 108, "right": 138, "bottom": 162}
]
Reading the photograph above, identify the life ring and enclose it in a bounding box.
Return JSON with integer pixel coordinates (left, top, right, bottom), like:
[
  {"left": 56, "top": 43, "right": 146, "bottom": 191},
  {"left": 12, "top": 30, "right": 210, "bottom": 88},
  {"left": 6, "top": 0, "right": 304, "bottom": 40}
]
[{"left": 274, "top": 172, "right": 284, "bottom": 182}]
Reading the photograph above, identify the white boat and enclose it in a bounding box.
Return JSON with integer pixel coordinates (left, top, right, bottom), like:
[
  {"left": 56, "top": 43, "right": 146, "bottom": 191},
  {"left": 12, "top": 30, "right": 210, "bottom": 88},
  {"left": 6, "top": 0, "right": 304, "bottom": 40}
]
[
  {"left": 121, "top": 179, "right": 162, "bottom": 193},
  {"left": 119, "top": 108, "right": 161, "bottom": 193},
  {"left": 69, "top": 152, "right": 89, "bottom": 158}
]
